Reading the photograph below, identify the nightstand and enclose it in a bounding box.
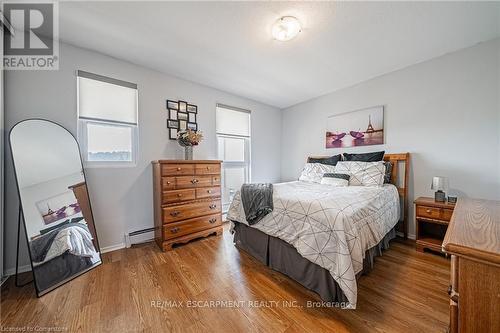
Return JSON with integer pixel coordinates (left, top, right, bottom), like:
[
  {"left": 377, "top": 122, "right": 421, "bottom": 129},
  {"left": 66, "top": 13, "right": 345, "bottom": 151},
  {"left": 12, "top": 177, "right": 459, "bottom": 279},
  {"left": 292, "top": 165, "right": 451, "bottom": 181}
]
[{"left": 414, "top": 197, "right": 455, "bottom": 253}]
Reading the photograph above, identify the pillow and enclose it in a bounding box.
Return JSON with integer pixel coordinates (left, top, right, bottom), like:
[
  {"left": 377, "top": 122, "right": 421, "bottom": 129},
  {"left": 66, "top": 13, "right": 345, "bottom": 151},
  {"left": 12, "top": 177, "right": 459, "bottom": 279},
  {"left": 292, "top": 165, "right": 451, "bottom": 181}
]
[
  {"left": 343, "top": 151, "right": 385, "bottom": 162},
  {"left": 299, "top": 163, "right": 336, "bottom": 183},
  {"left": 383, "top": 161, "right": 393, "bottom": 184},
  {"left": 307, "top": 154, "right": 342, "bottom": 166},
  {"left": 334, "top": 161, "right": 385, "bottom": 186},
  {"left": 321, "top": 173, "right": 350, "bottom": 187}
]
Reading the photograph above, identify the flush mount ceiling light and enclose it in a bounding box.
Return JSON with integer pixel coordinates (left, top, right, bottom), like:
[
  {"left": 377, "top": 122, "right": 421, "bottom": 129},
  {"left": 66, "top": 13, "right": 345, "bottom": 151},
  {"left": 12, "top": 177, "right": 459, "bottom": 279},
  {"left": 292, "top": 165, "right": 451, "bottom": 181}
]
[{"left": 272, "top": 16, "right": 301, "bottom": 41}]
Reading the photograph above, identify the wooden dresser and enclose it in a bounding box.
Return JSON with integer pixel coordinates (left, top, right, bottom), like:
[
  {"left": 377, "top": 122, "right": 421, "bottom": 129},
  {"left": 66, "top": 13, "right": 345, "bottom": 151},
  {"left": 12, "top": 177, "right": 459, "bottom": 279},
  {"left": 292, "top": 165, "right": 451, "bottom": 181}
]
[
  {"left": 442, "top": 198, "right": 500, "bottom": 333},
  {"left": 152, "top": 160, "right": 223, "bottom": 251}
]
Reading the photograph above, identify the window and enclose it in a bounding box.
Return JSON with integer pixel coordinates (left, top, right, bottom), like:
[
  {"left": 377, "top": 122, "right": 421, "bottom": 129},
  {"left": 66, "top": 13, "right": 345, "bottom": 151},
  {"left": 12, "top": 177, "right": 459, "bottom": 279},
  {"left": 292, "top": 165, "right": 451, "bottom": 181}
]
[
  {"left": 77, "top": 70, "right": 138, "bottom": 167},
  {"left": 216, "top": 104, "right": 251, "bottom": 212}
]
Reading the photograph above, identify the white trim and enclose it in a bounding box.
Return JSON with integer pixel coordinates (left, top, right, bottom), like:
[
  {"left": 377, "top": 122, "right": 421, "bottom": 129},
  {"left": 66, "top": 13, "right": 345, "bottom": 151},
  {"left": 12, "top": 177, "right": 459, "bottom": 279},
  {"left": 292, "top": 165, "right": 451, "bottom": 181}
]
[
  {"left": 0, "top": 276, "right": 9, "bottom": 287},
  {"left": 100, "top": 243, "right": 126, "bottom": 254},
  {"left": 397, "top": 231, "right": 416, "bottom": 240}
]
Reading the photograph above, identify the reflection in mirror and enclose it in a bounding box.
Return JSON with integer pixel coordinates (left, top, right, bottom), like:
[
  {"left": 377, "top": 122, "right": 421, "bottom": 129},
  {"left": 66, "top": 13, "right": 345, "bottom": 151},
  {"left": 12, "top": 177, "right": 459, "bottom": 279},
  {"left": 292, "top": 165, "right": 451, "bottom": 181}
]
[{"left": 10, "top": 119, "right": 101, "bottom": 296}]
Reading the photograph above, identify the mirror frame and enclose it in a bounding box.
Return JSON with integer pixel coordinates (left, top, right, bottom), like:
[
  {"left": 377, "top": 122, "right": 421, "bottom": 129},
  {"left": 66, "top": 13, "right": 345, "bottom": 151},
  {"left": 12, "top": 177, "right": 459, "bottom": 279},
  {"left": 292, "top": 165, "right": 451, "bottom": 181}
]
[{"left": 9, "top": 118, "right": 102, "bottom": 297}]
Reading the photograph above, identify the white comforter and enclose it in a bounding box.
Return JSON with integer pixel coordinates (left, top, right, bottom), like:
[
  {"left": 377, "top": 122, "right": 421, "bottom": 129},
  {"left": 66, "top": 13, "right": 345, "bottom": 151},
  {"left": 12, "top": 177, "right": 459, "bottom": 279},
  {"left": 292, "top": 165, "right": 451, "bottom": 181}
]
[
  {"left": 227, "top": 181, "right": 400, "bottom": 309},
  {"left": 35, "top": 225, "right": 97, "bottom": 266}
]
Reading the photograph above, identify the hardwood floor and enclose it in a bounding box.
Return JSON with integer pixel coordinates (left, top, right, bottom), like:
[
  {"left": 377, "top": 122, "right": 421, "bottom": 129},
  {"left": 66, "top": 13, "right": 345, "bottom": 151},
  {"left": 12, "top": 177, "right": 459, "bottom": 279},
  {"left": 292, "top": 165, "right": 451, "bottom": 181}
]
[{"left": 1, "top": 225, "right": 450, "bottom": 333}]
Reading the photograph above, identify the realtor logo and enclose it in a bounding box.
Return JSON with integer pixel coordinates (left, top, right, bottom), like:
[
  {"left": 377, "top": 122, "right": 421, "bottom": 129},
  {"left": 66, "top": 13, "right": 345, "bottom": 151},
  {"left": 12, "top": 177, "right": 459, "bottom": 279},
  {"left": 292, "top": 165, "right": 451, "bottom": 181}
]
[{"left": 2, "top": 1, "right": 59, "bottom": 70}]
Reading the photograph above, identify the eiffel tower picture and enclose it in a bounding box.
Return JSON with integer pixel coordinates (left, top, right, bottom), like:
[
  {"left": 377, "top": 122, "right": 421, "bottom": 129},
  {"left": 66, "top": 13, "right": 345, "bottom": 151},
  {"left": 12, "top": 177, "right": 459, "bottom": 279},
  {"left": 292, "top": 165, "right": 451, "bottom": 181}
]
[
  {"left": 326, "top": 106, "right": 384, "bottom": 148},
  {"left": 366, "top": 115, "right": 375, "bottom": 133}
]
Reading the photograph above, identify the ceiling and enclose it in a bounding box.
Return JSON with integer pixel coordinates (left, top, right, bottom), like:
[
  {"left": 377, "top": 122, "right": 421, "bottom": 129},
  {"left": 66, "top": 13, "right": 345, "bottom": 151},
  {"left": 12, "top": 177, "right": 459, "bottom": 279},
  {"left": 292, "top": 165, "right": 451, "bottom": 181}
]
[{"left": 59, "top": 1, "right": 500, "bottom": 109}]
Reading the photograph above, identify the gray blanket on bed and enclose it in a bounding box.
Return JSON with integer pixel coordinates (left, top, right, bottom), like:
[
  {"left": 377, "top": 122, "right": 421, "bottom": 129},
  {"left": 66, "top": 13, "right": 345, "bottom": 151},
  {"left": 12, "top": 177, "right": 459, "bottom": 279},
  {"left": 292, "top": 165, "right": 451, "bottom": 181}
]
[
  {"left": 30, "top": 222, "right": 91, "bottom": 263},
  {"left": 241, "top": 183, "right": 273, "bottom": 225}
]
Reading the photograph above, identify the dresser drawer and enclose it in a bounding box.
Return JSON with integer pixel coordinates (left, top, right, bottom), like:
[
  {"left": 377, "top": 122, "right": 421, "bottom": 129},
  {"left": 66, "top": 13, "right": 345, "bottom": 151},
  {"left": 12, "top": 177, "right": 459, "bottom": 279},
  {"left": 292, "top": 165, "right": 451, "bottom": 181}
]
[
  {"left": 163, "top": 214, "right": 221, "bottom": 240},
  {"left": 417, "top": 205, "right": 453, "bottom": 221},
  {"left": 162, "top": 189, "right": 196, "bottom": 204},
  {"left": 173, "top": 176, "right": 198, "bottom": 189},
  {"left": 162, "top": 164, "right": 194, "bottom": 176},
  {"left": 162, "top": 177, "right": 176, "bottom": 190},
  {"left": 163, "top": 175, "right": 214, "bottom": 190},
  {"left": 195, "top": 163, "right": 221, "bottom": 175},
  {"left": 196, "top": 186, "right": 221, "bottom": 199},
  {"left": 417, "top": 205, "right": 441, "bottom": 220},
  {"left": 163, "top": 200, "right": 221, "bottom": 223},
  {"left": 193, "top": 175, "right": 213, "bottom": 188}
]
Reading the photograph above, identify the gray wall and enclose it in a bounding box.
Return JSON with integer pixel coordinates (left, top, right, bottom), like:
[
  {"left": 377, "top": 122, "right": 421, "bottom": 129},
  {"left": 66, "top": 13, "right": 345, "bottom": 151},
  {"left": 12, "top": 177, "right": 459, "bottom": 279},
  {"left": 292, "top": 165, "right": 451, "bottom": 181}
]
[
  {"left": 4, "top": 42, "right": 282, "bottom": 272},
  {"left": 281, "top": 39, "right": 500, "bottom": 238}
]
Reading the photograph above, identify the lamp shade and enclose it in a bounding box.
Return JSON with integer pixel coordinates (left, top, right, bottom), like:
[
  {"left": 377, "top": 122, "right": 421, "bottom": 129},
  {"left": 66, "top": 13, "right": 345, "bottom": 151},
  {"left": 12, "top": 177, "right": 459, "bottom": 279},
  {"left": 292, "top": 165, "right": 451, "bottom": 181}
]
[{"left": 431, "top": 176, "right": 448, "bottom": 191}]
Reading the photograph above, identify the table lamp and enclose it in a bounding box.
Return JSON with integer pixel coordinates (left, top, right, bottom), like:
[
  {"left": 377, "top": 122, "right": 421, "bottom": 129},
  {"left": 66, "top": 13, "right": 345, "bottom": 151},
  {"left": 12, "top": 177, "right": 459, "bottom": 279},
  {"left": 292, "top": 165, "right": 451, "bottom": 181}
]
[{"left": 431, "top": 176, "right": 448, "bottom": 202}]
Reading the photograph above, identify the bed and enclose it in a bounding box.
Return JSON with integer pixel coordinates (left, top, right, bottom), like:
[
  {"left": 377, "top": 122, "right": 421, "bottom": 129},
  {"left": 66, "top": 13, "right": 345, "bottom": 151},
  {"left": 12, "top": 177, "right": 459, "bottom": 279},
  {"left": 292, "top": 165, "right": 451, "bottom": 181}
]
[
  {"left": 227, "top": 153, "right": 409, "bottom": 309},
  {"left": 29, "top": 221, "right": 100, "bottom": 292}
]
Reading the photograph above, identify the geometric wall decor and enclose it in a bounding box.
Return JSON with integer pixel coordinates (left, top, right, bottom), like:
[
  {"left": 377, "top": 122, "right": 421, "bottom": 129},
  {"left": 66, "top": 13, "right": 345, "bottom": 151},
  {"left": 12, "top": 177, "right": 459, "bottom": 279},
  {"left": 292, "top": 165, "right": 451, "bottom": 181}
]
[{"left": 166, "top": 99, "right": 198, "bottom": 139}]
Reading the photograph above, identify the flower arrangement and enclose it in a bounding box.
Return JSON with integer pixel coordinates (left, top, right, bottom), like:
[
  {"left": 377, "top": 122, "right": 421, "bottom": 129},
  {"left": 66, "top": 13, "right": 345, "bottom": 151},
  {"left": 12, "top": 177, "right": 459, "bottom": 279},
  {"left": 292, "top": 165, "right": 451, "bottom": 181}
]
[{"left": 177, "top": 129, "right": 203, "bottom": 147}]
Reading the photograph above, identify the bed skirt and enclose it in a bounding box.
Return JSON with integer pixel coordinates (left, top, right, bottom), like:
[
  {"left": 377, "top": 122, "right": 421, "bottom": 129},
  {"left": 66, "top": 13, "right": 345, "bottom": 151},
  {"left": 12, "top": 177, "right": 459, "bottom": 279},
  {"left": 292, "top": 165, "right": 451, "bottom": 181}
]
[{"left": 232, "top": 222, "right": 396, "bottom": 304}]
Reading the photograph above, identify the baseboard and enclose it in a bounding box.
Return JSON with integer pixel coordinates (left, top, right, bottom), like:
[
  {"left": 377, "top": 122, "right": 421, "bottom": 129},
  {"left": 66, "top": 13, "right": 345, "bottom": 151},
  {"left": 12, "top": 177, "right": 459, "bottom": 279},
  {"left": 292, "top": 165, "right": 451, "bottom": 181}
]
[
  {"left": 396, "top": 231, "right": 416, "bottom": 240},
  {"left": 100, "top": 243, "right": 126, "bottom": 254},
  {"left": 0, "top": 276, "right": 10, "bottom": 286}
]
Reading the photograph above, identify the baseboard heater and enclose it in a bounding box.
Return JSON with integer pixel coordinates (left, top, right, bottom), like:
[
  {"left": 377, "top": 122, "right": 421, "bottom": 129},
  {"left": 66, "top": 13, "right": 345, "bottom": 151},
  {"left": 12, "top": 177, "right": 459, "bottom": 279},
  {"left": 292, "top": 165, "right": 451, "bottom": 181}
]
[{"left": 125, "top": 227, "right": 158, "bottom": 247}]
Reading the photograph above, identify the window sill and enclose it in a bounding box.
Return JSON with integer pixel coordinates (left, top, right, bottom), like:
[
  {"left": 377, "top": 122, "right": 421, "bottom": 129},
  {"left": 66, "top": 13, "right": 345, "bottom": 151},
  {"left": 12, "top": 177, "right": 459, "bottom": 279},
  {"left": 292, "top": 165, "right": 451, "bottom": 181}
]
[{"left": 83, "top": 161, "right": 137, "bottom": 169}]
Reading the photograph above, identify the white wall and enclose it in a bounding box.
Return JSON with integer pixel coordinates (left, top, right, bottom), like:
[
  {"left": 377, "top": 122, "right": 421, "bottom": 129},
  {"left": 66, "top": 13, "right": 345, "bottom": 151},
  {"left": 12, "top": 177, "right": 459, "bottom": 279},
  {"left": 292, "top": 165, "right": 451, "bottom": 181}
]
[
  {"left": 4, "top": 42, "right": 281, "bottom": 271},
  {"left": 281, "top": 39, "right": 500, "bottom": 238}
]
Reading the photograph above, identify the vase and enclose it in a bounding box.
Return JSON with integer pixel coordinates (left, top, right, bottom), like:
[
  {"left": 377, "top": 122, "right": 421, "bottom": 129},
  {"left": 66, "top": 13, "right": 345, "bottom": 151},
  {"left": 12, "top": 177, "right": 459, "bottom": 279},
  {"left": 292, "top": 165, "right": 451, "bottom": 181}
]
[{"left": 184, "top": 146, "right": 193, "bottom": 160}]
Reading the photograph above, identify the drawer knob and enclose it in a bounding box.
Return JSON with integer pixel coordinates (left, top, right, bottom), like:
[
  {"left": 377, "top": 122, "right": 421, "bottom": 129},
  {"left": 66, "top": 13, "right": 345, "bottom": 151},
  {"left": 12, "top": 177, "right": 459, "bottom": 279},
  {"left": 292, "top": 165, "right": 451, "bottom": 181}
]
[
  {"left": 166, "top": 181, "right": 171, "bottom": 185},
  {"left": 209, "top": 218, "right": 217, "bottom": 224},
  {"left": 177, "top": 194, "right": 182, "bottom": 197},
  {"left": 170, "top": 211, "right": 180, "bottom": 217},
  {"left": 207, "top": 190, "right": 212, "bottom": 194},
  {"left": 177, "top": 167, "right": 181, "bottom": 171},
  {"left": 206, "top": 166, "right": 210, "bottom": 170},
  {"left": 426, "top": 209, "right": 431, "bottom": 213},
  {"left": 209, "top": 204, "right": 217, "bottom": 209},
  {"left": 191, "top": 179, "right": 198, "bottom": 184},
  {"left": 171, "top": 227, "right": 180, "bottom": 233},
  {"left": 214, "top": 178, "right": 218, "bottom": 181}
]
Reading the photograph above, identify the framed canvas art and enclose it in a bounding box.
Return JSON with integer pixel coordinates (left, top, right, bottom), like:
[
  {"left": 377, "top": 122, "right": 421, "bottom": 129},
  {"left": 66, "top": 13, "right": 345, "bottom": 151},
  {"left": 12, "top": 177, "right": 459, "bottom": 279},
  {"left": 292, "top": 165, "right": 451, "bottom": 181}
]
[{"left": 326, "top": 106, "right": 384, "bottom": 148}]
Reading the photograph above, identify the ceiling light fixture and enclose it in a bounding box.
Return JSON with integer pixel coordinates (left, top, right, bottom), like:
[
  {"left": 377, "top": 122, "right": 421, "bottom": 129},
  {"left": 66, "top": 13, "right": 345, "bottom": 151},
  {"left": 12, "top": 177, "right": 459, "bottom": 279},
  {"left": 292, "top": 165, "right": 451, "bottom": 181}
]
[{"left": 272, "top": 16, "right": 301, "bottom": 41}]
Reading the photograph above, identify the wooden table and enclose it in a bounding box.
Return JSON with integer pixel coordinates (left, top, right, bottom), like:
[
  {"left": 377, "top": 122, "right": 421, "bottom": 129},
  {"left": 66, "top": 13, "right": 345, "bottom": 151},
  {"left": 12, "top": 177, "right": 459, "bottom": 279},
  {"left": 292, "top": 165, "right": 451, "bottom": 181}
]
[{"left": 414, "top": 197, "right": 455, "bottom": 253}]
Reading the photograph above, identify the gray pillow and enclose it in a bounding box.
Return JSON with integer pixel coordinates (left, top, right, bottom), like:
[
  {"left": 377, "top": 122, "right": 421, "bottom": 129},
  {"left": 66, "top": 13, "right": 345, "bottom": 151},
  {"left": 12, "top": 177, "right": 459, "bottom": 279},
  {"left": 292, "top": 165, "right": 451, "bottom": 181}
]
[
  {"left": 343, "top": 151, "right": 385, "bottom": 162},
  {"left": 308, "top": 154, "right": 342, "bottom": 166}
]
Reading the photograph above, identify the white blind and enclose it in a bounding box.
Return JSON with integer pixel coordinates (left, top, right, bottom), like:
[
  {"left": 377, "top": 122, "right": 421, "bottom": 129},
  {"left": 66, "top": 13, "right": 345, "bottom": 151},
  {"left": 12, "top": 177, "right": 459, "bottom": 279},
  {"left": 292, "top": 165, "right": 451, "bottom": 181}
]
[
  {"left": 216, "top": 105, "right": 250, "bottom": 136},
  {"left": 78, "top": 71, "right": 138, "bottom": 125}
]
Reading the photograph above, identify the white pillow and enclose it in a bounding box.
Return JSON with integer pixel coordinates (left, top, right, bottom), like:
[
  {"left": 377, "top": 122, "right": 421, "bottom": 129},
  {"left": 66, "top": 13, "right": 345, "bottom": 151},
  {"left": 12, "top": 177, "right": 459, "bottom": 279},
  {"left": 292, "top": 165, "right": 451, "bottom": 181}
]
[
  {"left": 334, "top": 161, "right": 385, "bottom": 186},
  {"left": 299, "top": 163, "right": 336, "bottom": 183}
]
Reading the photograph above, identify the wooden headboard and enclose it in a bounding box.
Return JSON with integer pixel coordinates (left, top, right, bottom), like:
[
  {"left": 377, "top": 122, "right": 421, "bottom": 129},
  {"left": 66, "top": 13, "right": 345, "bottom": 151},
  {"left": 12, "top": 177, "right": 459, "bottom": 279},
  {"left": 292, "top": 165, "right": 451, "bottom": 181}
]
[
  {"left": 383, "top": 153, "right": 410, "bottom": 239},
  {"left": 306, "top": 152, "right": 410, "bottom": 238}
]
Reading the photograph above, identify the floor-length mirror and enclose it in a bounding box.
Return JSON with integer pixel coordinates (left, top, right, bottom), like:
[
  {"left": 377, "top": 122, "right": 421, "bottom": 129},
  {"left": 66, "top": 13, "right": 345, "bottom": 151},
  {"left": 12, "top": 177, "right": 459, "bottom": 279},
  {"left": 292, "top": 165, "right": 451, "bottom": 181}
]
[{"left": 10, "top": 119, "right": 101, "bottom": 296}]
